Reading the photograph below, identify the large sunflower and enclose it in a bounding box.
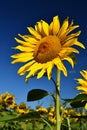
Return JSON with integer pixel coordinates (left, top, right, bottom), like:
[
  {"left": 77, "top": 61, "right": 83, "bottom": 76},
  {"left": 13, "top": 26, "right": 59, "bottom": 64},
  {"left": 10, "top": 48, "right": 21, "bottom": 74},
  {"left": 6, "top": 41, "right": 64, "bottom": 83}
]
[
  {"left": 11, "top": 16, "right": 85, "bottom": 82},
  {"left": 76, "top": 70, "right": 87, "bottom": 94}
]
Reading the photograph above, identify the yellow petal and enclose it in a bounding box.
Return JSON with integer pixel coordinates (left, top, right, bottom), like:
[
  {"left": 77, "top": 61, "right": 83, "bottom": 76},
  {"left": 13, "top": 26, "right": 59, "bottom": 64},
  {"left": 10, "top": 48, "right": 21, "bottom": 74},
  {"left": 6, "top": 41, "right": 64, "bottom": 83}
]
[
  {"left": 63, "top": 57, "right": 74, "bottom": 68},
  {"left": 37, "top": 69, "right": 46, "bottom": 79},
  {"left": 49, "top": 22, "right": 53, "bottom": 34},
  {"left": 11, "top": 56, "right": 33, "bottom": 64},
  {"left": 11, "top": 53, "right": 33, "bottom": 58},
  {"left": 53, "top": 58, "right": 67, "bottom": 76},
  {"left": 63, "top": 38, "right": 85, "bottom": 49},
  {"left": 65, "top": 25, "right": 79, "bottom": 36},
  {"left": 14, "top": 45, "right": 34, "bottom": 52},
  {"left": 76, "top": 86, "right": 87, "bottom": 92},
  {"left": 38, "top": 62, "right": 54, "bottom": 80},
  {"left": 14, "top": 38, "right": 29, "bottom": 46},
  {"left": 11, "top": 53, "right": 33, "bottom": 64},
  {"left": 18, "top": 34, "right": 38, "bottom": 44},
  {"left": 18, "top": 60, "right": 35, "bottom": 75},
  {"left": 80, "top": 70, "right": 87, "bottom": 80},
  {"left": 63, "top": 31, "right": 81, "bottom": 42},
  {"left": 47, "top": 62, "right": 54, "bottom": 80},
  {"left": 76, "top": 78, "right": 87, "bottom": 86},
  {"left": 27, "top": 27, "right": 41, "bottom": 39},
  {"left": 35, "top": 21, "right": 42, "bottom": 34},
  {"left": 59, "top": 47, "right": 79, "bottom": 58},
  {"left": 58, "top": 18, "right": 69, "bottom": 38},
  {"left": 74, "top": 40, "right": 85, "bottom": 49},
  {"left": 26, "top": 63, "right": 43, "bottom": 79},
  {"left": 53, "top": 16, "right": 60, "bottom": 35},
  {"left": 63, "top": 38, "right": 76, "bottom": 47},
  {"left": 41, "top": 20, "right": 49, "bottom": 36}
]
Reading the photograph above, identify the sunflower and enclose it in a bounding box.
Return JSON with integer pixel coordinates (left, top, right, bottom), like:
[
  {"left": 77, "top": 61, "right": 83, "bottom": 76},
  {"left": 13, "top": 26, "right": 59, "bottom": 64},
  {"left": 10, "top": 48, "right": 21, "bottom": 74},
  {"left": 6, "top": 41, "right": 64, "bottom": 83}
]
[
  {"left": 16, "top": 102, "right": 29, "bottom": 114},
  {"left": 36, "top": 107, "right": 48, "bottom": 117},
  {"left": 0, "top": 92, "right": 16, "bottom": 109},
  {"left": 11, "top": 16, "right": 85, "bottom": 82},
  {"left": 76, "top": 70, "right": 87, "bottom": 94},
  {"left": 4, "top": 95, "right": 16, "bottom": 109}
]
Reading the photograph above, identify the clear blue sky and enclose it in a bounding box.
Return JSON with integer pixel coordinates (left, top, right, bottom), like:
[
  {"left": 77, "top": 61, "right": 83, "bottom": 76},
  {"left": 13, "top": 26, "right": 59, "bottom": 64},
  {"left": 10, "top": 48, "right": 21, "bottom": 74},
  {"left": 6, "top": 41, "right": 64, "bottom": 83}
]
[{"left": 0, "top": 0, "right": 87, "bottom": 108}]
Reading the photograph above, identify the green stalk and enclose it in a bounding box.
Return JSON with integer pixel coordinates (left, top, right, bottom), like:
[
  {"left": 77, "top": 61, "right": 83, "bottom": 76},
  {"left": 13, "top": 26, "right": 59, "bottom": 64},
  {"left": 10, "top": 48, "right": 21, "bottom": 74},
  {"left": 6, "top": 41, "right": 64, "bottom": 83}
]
[
  {"left": 56, "top": 69, "right": 61, "bottom": 130},
  {"left": 67, "top": 117, "right": 71, "bottom": 130}
]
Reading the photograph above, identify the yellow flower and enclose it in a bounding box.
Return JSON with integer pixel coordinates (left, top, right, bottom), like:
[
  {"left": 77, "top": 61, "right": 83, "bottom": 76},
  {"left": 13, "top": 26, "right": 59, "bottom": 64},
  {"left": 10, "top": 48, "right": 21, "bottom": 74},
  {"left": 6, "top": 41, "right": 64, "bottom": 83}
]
[
  {"left": 48, "top": 116, "right": 56, "bottom": 124},
  {"left": 48, "top": 107, "right": 56, "bottom": 124},
  {"left": 4, "top": 95, "right": 16, "bottom": 109},
  {"left": 0, "top": 92, "right": 16, "bottom": 109},
  {"left": 76, "top": 70, "right": 87, "bottom": 94},
  {"left": 11, "top": 16, "right": 85, "bottom": 82},
  {"left": 36, "top": 107, "right": 48, "bottom": 117},
  {"left": 63, "top": 109, "right": 76, "bottom": 118},
  {"left": 16, "top": 102, "right": 29, "bottom": 114}
]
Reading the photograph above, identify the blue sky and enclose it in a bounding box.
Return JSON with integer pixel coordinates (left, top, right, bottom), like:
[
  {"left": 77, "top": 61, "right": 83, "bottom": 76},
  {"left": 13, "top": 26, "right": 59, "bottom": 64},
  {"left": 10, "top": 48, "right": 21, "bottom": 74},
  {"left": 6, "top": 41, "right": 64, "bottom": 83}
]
[{"left": 0, "top": 0, "right": 87, "bottom": 108}]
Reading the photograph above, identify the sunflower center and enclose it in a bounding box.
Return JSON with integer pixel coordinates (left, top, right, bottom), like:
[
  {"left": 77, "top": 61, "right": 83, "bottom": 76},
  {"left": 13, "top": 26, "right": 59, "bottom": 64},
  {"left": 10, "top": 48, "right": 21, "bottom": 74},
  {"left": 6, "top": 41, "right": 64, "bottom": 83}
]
[{"left": 33, "top": 36, "right": 61, "bottom": 63}]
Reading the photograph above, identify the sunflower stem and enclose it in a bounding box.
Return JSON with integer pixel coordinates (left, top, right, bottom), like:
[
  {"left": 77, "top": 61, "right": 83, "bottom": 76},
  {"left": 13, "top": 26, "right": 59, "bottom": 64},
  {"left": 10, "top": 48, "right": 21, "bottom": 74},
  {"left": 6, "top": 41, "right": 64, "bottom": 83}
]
[{"left": 56, "top": 69, "right": 61, "bottom": 130}]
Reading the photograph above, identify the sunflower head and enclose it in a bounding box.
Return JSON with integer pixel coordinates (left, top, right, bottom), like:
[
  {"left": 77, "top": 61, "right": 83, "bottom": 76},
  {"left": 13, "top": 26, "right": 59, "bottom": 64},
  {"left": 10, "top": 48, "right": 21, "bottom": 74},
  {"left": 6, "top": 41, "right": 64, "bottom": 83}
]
[
  {"left": 4, "top": 95, "right": 15, "bottom": 109},
  {"left": 0, "top": 92, "right": 16, "bottom": 109},
  {"left": 11, "top": 16, "right": 85, "bottom": 82},
  {"left": 16, "top": 102, "right": 29, "bottom": 114},
  {"left": 75, "top": 70, "right": 87, "bottom": 94},
  {"left": 36, "top": 107, "right": 48, "bottom": 117}
]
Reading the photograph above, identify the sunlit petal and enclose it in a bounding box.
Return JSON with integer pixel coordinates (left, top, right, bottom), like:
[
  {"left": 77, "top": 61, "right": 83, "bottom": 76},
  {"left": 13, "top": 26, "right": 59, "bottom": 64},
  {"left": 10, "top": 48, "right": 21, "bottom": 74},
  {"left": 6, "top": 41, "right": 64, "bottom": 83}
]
[
  {"left": 53, "top": 16, "right": 60, "bottom": 35},
  {"left": 26, "top": 63, "right": 43, "bottom": 77},
  {"left": 18, "top": 60, "right": 35, "bottom": 75},
  {"left": 18, "top": 34, "right": 38, "bottom": 44},
  {"left": 80, "top": 70, "right": 87, "bottom": 80},
  {"left": 27, "top": 27, "right": 42, "bottom": 39},
  {"left": 47, "top": 62, "right": 54, "bottom": 80},
  {"left": 14, "top": 45, "right": 34, "bottom": 52},
  {"left": 53, "top": 58, "right": 67, "bottom": 76},
  {"left": 35, "top": 21, "right": 42, "bottom": 34},
  {"left": 59, "top": 47, "right": 79, "bottom": 58},
  {"left": 76, "top": 86, "right": 87, "bottom": 92},
  {"left": 49, "top": 22, "right": 53, "bottom": 34},
  {"left": 41, "top": 20, "right": 49, "bottom": 36},
  {"left": 63, "top": 57, "right": 74, "bottom": 68},
  {"left": 37, "top": 69, "right": 46, "bottom": 79},
  {"left": 58, "top": 17, "right": 68, "bottom": 38}
]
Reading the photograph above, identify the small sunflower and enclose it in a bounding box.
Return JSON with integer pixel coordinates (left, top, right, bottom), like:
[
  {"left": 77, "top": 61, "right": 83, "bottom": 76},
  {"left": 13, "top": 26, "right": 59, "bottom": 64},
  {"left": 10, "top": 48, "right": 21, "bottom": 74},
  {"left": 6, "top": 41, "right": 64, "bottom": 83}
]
[
  {"left": 76, "top": 70, "right": 87, "bottom": 94},
  {"left": 0, "top": 92, "right": 16, "bottom": 109},
  {"left": 36, "top": 107, "right": 48, "bottom": 117},
  {"left": 4, "top": 95, "right": 15, "bottom": 109},
  {"left": 16, "top": 102, "right": 29, "bottom": 114},
  {"left": 11, "top": 16, "right": 85, "bottom": 82}
]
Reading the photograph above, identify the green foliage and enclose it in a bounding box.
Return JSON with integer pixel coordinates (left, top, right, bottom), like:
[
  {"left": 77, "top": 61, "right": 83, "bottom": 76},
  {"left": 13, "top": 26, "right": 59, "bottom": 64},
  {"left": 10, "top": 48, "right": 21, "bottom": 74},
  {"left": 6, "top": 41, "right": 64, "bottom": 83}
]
[
  {"left": 64, "top": 93, "right": 87, "bottom": 108},
  {"left": 27, "top": 89, "right": 49, "bottom": 101},
  {"left": 1, "top": 91, "right": 87, "bottom": 129}
]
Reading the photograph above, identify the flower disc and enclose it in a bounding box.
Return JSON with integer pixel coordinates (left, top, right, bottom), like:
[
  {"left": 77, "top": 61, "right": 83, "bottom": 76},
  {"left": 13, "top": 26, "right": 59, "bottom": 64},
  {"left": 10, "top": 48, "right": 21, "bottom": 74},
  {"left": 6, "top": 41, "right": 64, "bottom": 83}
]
[{"left": 33, "top": 36, "right": 61, "bottom": 63}]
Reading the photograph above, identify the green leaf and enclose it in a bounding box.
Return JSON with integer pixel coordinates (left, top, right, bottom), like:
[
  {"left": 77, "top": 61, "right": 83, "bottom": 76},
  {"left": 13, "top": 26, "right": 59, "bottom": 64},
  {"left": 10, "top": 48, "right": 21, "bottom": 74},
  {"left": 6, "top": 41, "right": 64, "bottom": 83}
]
[
  {"left": 0, "top": 111, "right": 40, "bottom": 122},
  {"left": 27, "top": 89, "right": 49, "bottom": 101},
  {"left": 0, "top": 111, "right": 18, "bottom": 122},
  {"left": 63, "top": 93, "right": 87, "bottom": 108}
]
